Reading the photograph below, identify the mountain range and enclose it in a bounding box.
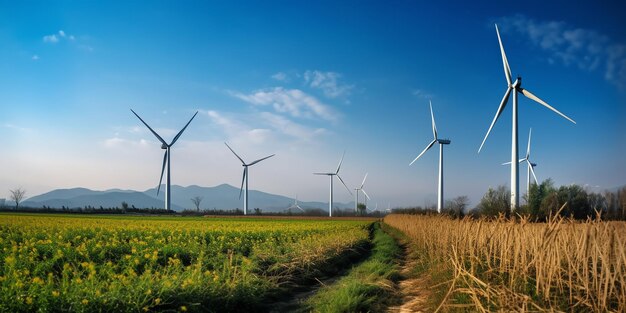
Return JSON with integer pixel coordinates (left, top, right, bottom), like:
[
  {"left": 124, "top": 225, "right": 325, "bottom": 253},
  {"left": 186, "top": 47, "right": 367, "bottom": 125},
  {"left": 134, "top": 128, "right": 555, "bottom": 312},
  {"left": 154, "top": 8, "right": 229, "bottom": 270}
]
[{"left": 21, "top": 184, "right": 353, "bottom": 212}]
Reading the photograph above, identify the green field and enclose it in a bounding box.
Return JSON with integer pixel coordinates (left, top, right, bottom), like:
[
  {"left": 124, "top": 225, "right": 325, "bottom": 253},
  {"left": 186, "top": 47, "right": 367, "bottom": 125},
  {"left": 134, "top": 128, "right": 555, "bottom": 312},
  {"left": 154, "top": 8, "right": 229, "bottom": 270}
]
[{"left": 0, "top": 214, "right": 374, "bottom": 312}]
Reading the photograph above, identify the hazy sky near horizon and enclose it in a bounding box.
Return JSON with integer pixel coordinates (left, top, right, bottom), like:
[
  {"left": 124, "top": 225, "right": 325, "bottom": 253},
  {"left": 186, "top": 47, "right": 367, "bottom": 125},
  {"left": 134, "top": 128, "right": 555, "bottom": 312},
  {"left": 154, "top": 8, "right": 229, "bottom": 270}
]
[{"left": 1, "top": 1, "right": 625, "bottom": 208}]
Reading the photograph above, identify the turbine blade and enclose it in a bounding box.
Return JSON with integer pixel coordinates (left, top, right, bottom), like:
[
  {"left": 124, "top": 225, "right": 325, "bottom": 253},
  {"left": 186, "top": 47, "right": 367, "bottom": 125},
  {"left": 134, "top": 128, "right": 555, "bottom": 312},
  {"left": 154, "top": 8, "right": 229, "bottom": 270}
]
[
  {"left": 335, "top": 151, "right": 346, "bottom": 174},
  {"left": 157, "top": 150, "right": 167, "bottom": 195},
  {"left": 361, "top": 188, "right": 371, "bottom": 201},
  {"left": 478, "top": 87, "right": 512, "bottom": 153},
  {"left": 336, "top": 174, "right": 353, "bottom": 195},
  {"left": 313, "top": 172, "right": 332, "bottom": 175},
  {"left": 249, "top": 154, "right": 275, "bottom": 166},
  {"left": 495, "top": 24, "right": 513, "bottom": 86},
  {"left": 360, "top": 173, "right": 368, "bottom": 188},
  {"left": 529, "top": 163, "right": 538, "bottom": 184},
  {"left": 170, "top": 111, "right": 198, "bottom": 146},
  {"left": 410, "top": 139, "right": 437, "bottom": 166},
  {"left": 430, "top": 100, "right": 438, "bottom": 139},
  {"left": 526, "top": 128, "right": 532, "bottom": 159},
  {"left": 521, "top": 88, "right": 576, "bottom": 124},
  {"left": 130, "top": 109, "right": 168, "bottom": 146},
  {"left": 502, "top": 161, "right": 512, "bottom": 165},
  {"left": 224, "top": 142, "right": 246, "bottom": 164},
  {"left": 239, "top": 167, "right": 247, "bottom": 199}
]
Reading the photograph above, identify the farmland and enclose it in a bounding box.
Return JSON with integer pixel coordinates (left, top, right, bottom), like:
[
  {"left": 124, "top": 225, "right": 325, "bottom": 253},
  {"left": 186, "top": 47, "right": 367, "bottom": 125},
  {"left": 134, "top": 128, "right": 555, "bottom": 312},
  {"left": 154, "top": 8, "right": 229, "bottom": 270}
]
[
  {"left": 0, "top": 214, "right": 373, "bottom": 312},
  {"left": 384, "top": 213, "right": 626, "bottom": 312}
]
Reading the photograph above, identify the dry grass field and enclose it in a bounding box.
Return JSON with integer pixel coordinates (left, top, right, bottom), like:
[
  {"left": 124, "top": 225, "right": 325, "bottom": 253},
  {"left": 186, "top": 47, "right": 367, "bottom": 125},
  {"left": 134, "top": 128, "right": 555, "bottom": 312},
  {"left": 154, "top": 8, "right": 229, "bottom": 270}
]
[{"left": 384, "top": 209, "right": 626, "bottom": 312}]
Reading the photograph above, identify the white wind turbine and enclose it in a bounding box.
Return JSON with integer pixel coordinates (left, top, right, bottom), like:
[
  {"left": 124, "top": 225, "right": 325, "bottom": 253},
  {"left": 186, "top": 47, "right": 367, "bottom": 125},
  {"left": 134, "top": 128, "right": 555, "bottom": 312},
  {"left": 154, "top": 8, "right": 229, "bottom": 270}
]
[
  {"left": 478, "top": 24, "right": 576, "bottom": 210},
  {"left": 314, "top": 152, "right": 352, "bottom": 217},
  {"left": 409, "top": 101, "right": 450, "bottom": 213},
  {"left": 287, "top": 195, "right": 304, "bottom": 212},
  {"left": 354, "top": 173, "right": 371, "bottom": 213},
  {"left": 367, "top": 203, "right": 379, "bottom": 213},
  {"left": 131, "top": 109, "right": 198, "bottom": 211},
  {"left": 503, "top": 128, "right": 538, "bottom": 196},
  {"left": 224, "top": 142, "right": 275, "bottom": 215}
]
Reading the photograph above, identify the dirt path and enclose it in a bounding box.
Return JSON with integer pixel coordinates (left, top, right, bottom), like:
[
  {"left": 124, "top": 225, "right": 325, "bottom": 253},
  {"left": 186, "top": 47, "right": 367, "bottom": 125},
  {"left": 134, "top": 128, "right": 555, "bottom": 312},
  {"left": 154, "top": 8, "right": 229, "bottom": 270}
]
[
  {"left": 267, "top": 275, "right": 341, "bottom": 313},
  {"left": 387, "top": 243, "right": 432, "bottom": 313}
]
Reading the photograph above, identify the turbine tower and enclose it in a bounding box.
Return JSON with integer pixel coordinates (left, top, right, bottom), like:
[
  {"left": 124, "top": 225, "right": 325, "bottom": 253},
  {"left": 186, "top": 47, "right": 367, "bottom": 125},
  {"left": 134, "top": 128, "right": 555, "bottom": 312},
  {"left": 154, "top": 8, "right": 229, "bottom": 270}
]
[
  {"left": 409, "top": 101, "right": 450, "bottom": 213},
  {"left": 504, "top": 128, "right": 538, "bottom": 195},
  {"left": 478, "top": 24, "right": 576, "bottom": 210},
  {"left": 354, "top": 173, "right": 371, "bottom": 213},
  {"left": 314, "top": 152, "right": 352, "bottom": 217},
  {"left": 224, "top": 142, "right": 275, "bottom": 215},
  {"left": 131, "top": 109, "right": 198, "bottom": 211}
]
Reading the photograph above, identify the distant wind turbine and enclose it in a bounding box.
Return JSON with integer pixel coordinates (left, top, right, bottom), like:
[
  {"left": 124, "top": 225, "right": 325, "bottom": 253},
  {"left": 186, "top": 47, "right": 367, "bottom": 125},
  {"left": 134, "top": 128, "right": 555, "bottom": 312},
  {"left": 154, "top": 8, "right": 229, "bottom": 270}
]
[
  {"left": 314, "top": 152, "right": 352, "bottom": 217},
  {"left": 287, "top": 195, "right": 304, "bottom": 212},
  {"left": 503, "top": 128, "right": 538, "bottom": 196},
  {"left": 368, "top": 203, "right": 378, "bottom": 213},
  {"left": 224, "top": 142, "right": 275, "bottom": 215},
  {"left": 478, "top": 24, "right": 575, "bottom": 210},
  {"left": 354, "top": 173, "right": 371, "bottom": 213},
  {"left": 409, "top": 101, "right": 450, "bottom": 213},
  {"left": 131, "top": 109, "right": 198, "bottom": 211}
]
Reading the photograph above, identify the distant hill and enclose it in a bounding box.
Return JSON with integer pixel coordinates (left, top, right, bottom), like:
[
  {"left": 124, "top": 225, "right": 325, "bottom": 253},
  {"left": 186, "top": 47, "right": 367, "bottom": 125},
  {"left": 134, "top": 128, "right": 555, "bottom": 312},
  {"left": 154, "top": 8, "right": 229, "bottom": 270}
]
[
  {"left": 21, "top": 184, "right": 352, "bottom": 212},
  {"left": 23, "top": 190, "right": 182, "bottom": 211}
]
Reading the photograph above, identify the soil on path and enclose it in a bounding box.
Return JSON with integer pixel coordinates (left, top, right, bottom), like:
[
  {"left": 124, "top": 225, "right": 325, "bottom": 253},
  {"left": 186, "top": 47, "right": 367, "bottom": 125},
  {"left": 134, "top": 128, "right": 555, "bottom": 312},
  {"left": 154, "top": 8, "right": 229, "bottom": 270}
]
[{"left": 387, "top": 242, "right": 433, "bottom": 313}]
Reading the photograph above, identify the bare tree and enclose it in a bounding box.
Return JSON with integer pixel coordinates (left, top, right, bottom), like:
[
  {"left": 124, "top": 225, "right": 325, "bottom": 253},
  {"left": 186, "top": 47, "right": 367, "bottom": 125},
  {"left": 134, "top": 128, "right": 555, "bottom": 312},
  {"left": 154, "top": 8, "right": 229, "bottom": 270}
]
[
  {"left": 9, "top": 188, "right": 26, "bottom": 210},
  {"left": 191, "top": 196, "right": 203, "bottom": 212},
  {"left": 445, "top": 195, "right": 469, "bottom": 218}
]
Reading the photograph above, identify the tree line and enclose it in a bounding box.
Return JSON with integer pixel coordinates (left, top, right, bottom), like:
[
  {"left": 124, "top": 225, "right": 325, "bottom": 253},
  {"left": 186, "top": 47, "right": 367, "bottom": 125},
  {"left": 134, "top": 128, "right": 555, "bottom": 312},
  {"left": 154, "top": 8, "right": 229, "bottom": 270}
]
[{"left": 392, "top": 180, "right": 626, "bottom": 221}]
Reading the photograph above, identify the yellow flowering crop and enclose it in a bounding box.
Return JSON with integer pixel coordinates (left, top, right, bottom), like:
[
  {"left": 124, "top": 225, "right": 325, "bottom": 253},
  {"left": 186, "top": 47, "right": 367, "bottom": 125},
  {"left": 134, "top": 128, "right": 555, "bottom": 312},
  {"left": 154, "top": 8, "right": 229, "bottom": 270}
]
[{"left": 0, "top": 213, "right": 372, "bottom": 312}]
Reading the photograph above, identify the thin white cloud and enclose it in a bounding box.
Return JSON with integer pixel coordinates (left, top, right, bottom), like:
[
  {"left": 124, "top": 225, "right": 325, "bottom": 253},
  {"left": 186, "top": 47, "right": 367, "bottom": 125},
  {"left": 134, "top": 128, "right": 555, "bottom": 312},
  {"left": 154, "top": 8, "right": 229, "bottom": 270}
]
[
  {"left": 232, "top": 87, "right": 339, "bottom": 121},
  {"left": 412, "top": 89, "right": 434, "bottom": 99},
  {"left": 3, "top": 123, "right": 34, "bottom": 132},
  {"left": 259, "top": 112, "right": 328, "bottom": 141},
  {"left": 43, "top": 34, "right": 59, "bottom": 43},
  {"left": 78, "top": 44, "right": 94, "bottom": 52},
  {"left": 498, "top": 14, "right": 626, "bottom": 89},
  {"left": 303, "top": 70, "right": 353, "bottom": 98},
  {"left": 204, "top": 109, "right": 327, "bottom": 143},
  {"left": 271, "top": 72, "right": 288, "bottom": 81},
  {"left": 42, "top": 30, "right": 90, "bottom": 51},
  {"left": 31, "top": 55, "right": 40, "bottom": 61}
]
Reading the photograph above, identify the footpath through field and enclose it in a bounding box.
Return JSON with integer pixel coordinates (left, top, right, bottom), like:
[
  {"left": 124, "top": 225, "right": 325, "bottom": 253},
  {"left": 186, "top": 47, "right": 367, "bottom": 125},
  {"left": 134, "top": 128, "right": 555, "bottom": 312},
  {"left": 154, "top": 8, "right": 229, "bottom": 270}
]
[{"left": 274, "top": 222, "right": 435, "bottom": 313}]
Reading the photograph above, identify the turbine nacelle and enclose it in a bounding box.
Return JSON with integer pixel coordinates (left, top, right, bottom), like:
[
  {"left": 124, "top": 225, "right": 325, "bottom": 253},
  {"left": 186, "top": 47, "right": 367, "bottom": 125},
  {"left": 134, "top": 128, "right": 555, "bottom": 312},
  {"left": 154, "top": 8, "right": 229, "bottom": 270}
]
[
  {"left": 161, "top": 144, "right": 168, "bottom": 149},
  {"left": 511, "top": 77, "right": 521, "bottom": 89},
  {"left": 437, "top": 139, "right": 451, "bottom": 145}
]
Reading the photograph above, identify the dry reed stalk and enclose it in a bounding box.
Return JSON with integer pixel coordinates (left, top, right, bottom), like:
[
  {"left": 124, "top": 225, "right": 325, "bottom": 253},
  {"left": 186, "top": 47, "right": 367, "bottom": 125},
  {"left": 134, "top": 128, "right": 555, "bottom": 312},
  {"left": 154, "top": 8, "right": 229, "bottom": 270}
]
[{"left": 384, "top": 210, "right": 626, "bottom": 312}]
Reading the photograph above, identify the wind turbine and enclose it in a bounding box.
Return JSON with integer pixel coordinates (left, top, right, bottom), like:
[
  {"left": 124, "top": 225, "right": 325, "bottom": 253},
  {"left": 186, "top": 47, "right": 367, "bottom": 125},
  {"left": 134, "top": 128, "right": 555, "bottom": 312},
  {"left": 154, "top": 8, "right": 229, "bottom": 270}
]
[
  {"left": 131, "top": 109, "right": 198, "bottom": 211},
  {"left": 409, "top": 101, "right": 450, "bottom": 213},
  {"left": 366, "top": 203, "right": 378, "bottom": 214},
  {"left": 354, "top": 173, "right": 371, "bottom": 213},
  {"left": 224, "top": 142, "right": 275, "bottom": 215},
  {"left": 503, "top": 128, "right": 538, "bottom": 196},
  {"left": 478, "top": 24, "right": 576, "bottom": 210},
  {"left": 314, "top": 152, "right": 352, "bottom": 217},
  {"left": 287, "top": 195, "right": 304, "bottom": 212}
]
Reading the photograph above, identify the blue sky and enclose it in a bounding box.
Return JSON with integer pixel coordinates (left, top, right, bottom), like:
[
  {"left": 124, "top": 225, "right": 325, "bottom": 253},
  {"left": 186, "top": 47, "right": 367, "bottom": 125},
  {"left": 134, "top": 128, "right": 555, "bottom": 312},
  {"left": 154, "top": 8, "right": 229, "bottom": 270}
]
[{"left": 1, "top": 1, "right": 625, "bottom": 208}]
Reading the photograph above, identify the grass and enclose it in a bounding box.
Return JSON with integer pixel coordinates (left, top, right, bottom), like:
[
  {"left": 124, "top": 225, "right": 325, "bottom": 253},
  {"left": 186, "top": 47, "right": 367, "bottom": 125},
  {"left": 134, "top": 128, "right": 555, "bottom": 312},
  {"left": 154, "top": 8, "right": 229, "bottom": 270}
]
[{"left": 305, "top": 222, "right": 402, "bottom": 313}]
